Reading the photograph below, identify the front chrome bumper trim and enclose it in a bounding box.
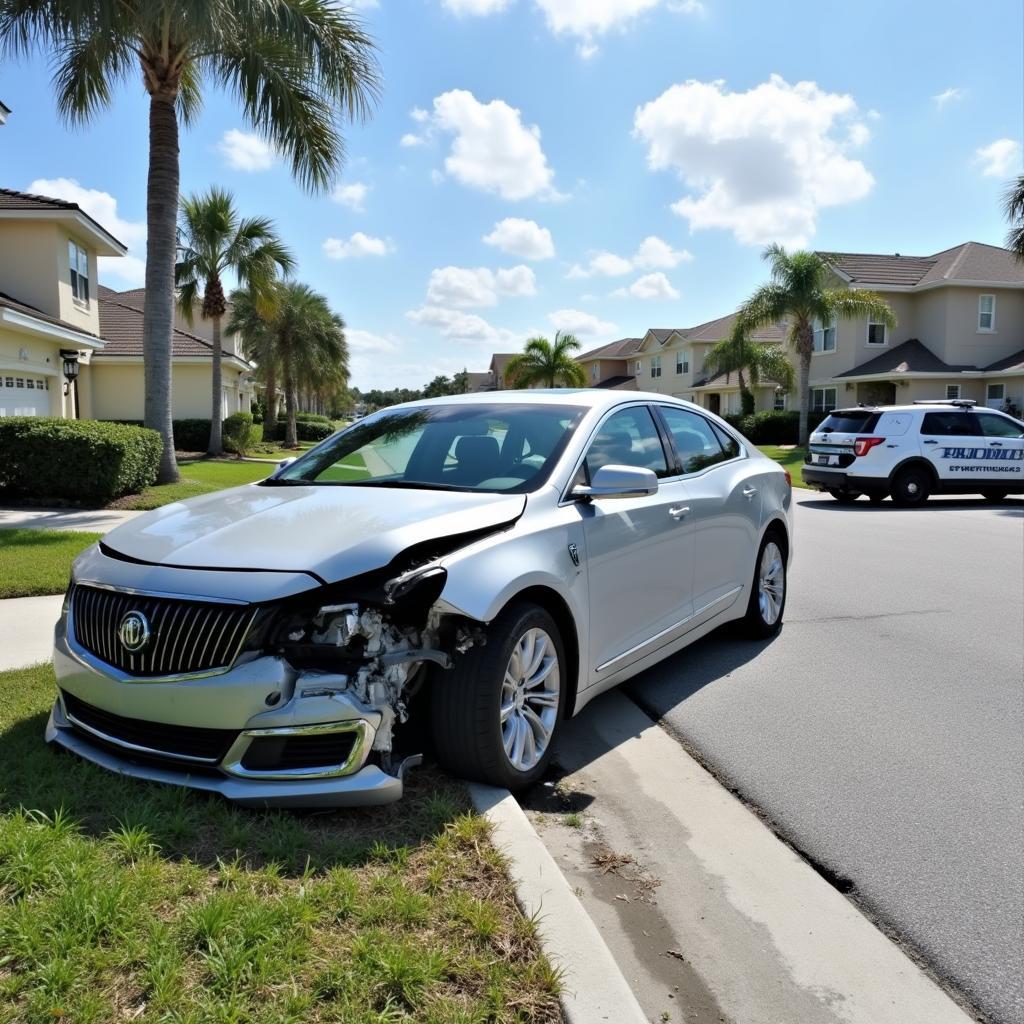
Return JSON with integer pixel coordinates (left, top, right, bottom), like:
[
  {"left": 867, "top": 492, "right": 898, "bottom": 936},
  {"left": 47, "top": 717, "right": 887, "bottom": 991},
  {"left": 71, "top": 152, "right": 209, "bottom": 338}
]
[{"left": 220, "top": 720, "right": 374, "bottom": 781}]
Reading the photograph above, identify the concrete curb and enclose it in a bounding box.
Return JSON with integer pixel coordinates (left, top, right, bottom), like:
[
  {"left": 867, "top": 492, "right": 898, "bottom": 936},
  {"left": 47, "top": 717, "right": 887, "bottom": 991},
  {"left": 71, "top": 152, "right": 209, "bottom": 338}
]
[{"left": 468, "top": 783, "right": 647, "bottom": 1024}]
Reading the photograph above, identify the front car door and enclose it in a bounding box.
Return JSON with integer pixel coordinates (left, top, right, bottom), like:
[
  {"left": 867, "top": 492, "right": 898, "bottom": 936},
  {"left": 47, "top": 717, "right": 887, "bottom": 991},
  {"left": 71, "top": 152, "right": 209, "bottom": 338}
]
[
  {"left": 973, "top": 411, "right": 1024, "bottom": 490},
  {"left": 655, "top": 405, "right": 758, "bottom": 616},
  {"left": 574, "top": 405, "right": 695, "bottom": 678}
]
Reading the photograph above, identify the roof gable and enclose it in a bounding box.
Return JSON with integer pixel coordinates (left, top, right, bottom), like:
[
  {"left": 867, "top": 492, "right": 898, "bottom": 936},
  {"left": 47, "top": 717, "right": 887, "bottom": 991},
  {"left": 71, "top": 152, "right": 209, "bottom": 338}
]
[
  {"left": 0, "top": 188, "right": 127, "bottom": 255},
  {"left": 822, "top": 242, "right": 1024, "bottom": 289}
]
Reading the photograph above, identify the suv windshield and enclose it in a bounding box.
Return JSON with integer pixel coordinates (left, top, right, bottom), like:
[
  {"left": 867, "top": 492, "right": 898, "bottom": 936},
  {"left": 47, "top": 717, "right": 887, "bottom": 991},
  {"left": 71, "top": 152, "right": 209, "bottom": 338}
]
[
  {"left": 266, "top": 403, "right": 585, "bottom": 493},
  {"left": 817, "top": 410, "right": 881, "bottom": 433}
]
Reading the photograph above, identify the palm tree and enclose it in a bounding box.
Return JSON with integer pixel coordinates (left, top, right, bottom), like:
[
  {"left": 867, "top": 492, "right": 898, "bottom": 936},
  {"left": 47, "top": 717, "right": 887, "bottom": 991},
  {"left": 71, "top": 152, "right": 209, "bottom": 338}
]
[
  {"left": 0, "top": 2, "right": 379, "bottom": 483},
  {"left": 703, "top": 323, "right": 796, "bottom": 415},
  {"left": 1003, "top": 175, "right": 1024, "bottom": 261},
  {"left": 176, "top": 188, "right": 293, "bottom": 455},
  {"left": 739, "top": 245, "right": 896, "bottom": 445},
  {"left": 229, "top": 282, "right": 348, "bottom": 448},
  {"left": 506, "top": 332, "right": 586, "bottom": 388}
]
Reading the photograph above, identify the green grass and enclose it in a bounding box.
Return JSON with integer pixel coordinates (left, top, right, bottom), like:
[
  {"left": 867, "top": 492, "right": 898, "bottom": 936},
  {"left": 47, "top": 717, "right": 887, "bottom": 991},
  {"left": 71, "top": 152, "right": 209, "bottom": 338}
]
[
  {"left": 758, "top": 446, "right": 808, "bottom": 488},
  {"left": 112, "top": 460, "right": 275, "bottom": 511},
  {"left": 0, "top": 530, "right": 103, "bottom": 598},
  {"left": 0, "top": 664, "right": 561, "bottom": 1023}
]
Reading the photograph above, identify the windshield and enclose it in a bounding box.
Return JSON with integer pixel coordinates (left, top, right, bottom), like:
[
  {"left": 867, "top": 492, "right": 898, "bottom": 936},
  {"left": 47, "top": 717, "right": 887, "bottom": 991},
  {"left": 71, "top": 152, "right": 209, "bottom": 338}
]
[{"left": 266, "top": 403, "right": 586, "bottom": 493}]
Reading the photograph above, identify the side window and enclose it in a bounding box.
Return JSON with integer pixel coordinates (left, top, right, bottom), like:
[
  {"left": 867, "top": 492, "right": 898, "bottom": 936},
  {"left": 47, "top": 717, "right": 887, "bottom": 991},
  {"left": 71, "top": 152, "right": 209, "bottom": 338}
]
[
  {"left": 920, "top": 412, "right": 979, "bottom": 437},
  {"left": 583, "top": 407, "right": 669, "bottom": 481},
  {"left": 659, "top": 406, "right": 731, "bottom": 474},
  {"left": 976, "top": 413, "right": 1024, "bottom": 438}
]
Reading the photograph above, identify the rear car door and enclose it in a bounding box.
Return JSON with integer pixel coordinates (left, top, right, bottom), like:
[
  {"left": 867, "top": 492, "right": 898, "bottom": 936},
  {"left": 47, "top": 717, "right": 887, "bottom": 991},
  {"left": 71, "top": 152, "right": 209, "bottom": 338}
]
[
  {"left": 919, "top": 410, "right": 981, "bottom": 483},
  {"left": 655, "top": 405, "right": 757, "bottom": 616},
  {"left": 574, "top": 405, "right": 695, "bottom": 676}
]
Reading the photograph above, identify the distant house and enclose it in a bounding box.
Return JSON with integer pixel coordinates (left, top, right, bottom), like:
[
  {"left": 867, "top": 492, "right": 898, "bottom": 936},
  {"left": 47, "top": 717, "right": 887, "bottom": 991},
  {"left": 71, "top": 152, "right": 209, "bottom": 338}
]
[
  {"left": 0, "top": 186, "right": 255, "bottom": 421},
  {"left": 575, "top": 337, "right": 644, "bottom": 390}
]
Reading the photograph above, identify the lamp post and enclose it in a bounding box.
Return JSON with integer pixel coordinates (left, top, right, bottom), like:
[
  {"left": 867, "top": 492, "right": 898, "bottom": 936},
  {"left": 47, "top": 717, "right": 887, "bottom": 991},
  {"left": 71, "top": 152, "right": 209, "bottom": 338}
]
[{"left": 60, "top": 349, "right": 80, "bottom": 419}]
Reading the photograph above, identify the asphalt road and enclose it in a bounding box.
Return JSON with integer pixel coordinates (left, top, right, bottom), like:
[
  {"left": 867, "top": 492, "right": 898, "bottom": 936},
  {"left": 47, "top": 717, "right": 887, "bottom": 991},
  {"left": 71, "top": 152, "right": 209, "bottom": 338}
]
[{"left": 622, "top": 489, "right": 1024, "bottom": 1024}]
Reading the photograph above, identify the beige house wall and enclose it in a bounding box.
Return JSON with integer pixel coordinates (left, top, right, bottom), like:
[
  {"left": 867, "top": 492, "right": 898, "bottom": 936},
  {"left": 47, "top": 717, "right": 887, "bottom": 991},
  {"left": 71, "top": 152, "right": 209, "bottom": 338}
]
[
  {"left": 0, "top": 221, "right": 63, "bottom": 320},
  {"left": 0, "top": 324, "right": 69, "bottom": 417},
  {"left": 56, "top": 227, "right": 102, "bottom": 336},
  {"left": 940, "top": 287, "right": 1024, "bottom": 368}
]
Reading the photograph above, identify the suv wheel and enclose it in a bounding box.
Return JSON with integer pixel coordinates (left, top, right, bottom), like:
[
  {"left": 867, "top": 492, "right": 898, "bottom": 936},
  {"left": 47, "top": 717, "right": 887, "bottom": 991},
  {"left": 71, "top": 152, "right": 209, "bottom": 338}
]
[
  {"left": 431, "top": 602, "right": 565, "bottom": 790},
  {"left": 891, "top": 466, "right": 931, "bottom": 508},
  {"left": 742, "top": 532, "right": 786, "bottom": 639},
  {"left": 828, "top": 489, "right": 860, "bottom": 504},
  {"left": 982, "top": 489, "right": 1008, "bottom": 503}
]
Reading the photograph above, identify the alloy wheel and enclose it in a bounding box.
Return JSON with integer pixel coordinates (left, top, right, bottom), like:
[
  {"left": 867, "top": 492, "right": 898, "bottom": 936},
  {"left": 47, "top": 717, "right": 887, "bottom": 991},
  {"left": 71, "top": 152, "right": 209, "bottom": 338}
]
[
  {"left": 757, "top": 541, "right": 785, "bottom": 626},
  {"left": 500, "top": 627, "right": 560, "bottom": 772}
]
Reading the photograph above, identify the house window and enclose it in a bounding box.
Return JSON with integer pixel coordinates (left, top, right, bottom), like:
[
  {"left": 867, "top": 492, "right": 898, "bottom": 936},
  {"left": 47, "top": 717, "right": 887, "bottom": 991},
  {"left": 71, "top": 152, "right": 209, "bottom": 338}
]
[
  {"left": 773, "top": 391, "right": 787, "bottom": 410},
  {"left": 978, "top": 294, "right": 995, "bottom": 332},
  {"left": 866, "top": 319, "right": 887, "bottom": 346},
  {"left": 945, "top": 384, "right": 961, "bottom": 400},
  {"left": 811, "top": 387, "right": 837, "bottom": 412},
  {"left": 635, "top": 360, "right": 643, "bottom": 376},
  {"left": 591, "top": 364, "right": 599, "bottom": 382},
  {"left": 812, "top": 319, "right": 837, "bottom": 352},
  {"left": 987, "top": 383, "right": 1005, "bottom": 408},
  {"left": 650, "top": 355, "right": 662, "bottom": 379},
  {"left": 68, "top": 240, "right": 90, "bottom": 304},
  {"left": 675, "top": 351, "right": 689, "bottom": 374}
]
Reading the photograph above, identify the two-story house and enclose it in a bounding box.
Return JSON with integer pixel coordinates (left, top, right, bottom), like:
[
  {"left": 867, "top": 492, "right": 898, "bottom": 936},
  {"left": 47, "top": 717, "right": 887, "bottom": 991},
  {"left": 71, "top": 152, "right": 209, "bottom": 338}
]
[{"left": 0, "top": 187, "right": 255, "bottom": 421}]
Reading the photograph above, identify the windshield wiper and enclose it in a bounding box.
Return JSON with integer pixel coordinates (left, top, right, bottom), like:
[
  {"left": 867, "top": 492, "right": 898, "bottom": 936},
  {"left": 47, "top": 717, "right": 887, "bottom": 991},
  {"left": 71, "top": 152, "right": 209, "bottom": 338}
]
[{"left": 338, "top": 479, "right": 474, "bottom": 492}]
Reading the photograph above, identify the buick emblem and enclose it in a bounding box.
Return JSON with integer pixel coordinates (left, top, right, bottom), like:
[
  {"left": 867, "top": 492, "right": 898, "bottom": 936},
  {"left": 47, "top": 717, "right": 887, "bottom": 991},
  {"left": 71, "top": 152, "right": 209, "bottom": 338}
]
[{"left": 118, "top": 610, "right": 151, "bottom": 653}]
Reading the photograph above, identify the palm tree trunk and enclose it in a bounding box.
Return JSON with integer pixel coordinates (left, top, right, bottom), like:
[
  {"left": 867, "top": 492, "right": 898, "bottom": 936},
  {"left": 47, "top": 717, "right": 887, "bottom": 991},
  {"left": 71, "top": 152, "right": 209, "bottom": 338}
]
[
  {"left": 797, "top": 322, "right": 814, "bottom": 446},
  {"left": 208, "top": 313, "right": 223, "bottom": 456},
  {"left": 283, "top": 343, "right": 298, "bottom": 448},
  {"left": 263, "top": 365, "right": 278, "bottom": 439},
  {"left": 143, "top": 94, "right": 180, "bottom": 483}
]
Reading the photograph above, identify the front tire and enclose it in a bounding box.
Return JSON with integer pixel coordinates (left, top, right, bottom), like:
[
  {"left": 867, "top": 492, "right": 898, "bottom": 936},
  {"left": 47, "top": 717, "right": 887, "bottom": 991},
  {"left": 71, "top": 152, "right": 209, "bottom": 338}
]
[
  {"left": 742, "top": 532, "right": 787, "bottom": 639},
  {"left": 431, "top": 602, "right": 566, "bottom": 790},
  {"left": 828, "top": 489, "right": 860, "bottom": 504},
  {"left": 890, "top": 466, "right": 931, "bottom": 508},
  {"left": 982, "top": 489, "right": 1008, "bottom": 503}
]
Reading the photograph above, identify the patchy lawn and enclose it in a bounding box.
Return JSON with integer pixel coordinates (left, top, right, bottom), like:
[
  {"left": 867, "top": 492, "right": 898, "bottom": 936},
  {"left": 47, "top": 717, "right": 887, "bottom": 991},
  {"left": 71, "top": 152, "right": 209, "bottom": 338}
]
[
  {"left": 758, "top": 446, "right": 808, "bottom": 488},
  {"left": 0, "top": 664, "right": 562, "bottom": 1023},
  {"left": 0, "top": 529, "right": 102, "bottom": 598},
  {"left": 111, "top": 460, "right": 275, "bottom": 511}
]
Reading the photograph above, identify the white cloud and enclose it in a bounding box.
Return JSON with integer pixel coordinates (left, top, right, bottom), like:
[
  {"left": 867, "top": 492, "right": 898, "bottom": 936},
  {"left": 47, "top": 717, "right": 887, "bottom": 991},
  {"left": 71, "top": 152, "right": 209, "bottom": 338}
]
[
  {"left": 410, "top": 107, "right": 431, "bottom": 123},
  {"left": 322, "top": 232, "right": 393, "bottom": 259},
  {"left": 483, "top": 217, "right": 555, "bottom": 260},
  {"left": 632, "top": 235, "right": 692, "bottom": 268},
  {"left": 975, "top": 138, "right": 1021, "bottom": 178},
  {"left": 347, "top": 329, "right": 399, "bottom": 354},
  {"left": 400, "top": 133, "right": 425, "bottom": 147},
  {"left": 634, "top": 74, "right": 875, "bottom": 247},
  {"left": 933, "top": 87, "right": 964, "bottom": 109},
  {"left": 425, "top": 264, "right": 536, "bottom": 308},
  {"left": 27, "top": 177, "right": 146, "bottom": 286},
  {"left": 533, "top": 0, "right": 700, "bottom": 56},
  {"left": 429, "top": 89, "right": 560, "bottom": 200},
  {"left": 611, "top": 271, "right": 679, "bottom": 300},
  {"left": 548, "top": 308, "right": 617, "bottom": 336},
  {"left": 332, "top": 181, "right": 371, "bottom": 211},
  {"left": 407, "top": 305, "right": 521, "bottom": 347},
  {"left": 442, "top": 0, "right": 512, "bottom": 12},
  {"left": 217, "top": 129, "right": 277, "bottom": 172}
]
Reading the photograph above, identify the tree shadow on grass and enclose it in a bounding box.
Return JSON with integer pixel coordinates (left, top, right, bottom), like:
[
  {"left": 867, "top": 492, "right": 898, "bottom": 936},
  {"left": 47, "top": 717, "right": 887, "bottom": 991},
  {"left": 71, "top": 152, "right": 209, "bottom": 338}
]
[{"left": 0, "top": 705, "right": 468, "bottom": 876}]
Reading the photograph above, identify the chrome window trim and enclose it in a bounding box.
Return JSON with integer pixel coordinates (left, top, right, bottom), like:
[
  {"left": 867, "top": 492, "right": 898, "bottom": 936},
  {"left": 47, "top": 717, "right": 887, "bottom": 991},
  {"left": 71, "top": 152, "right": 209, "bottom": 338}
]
[
  {"left": 65, "top": 592, "right": 259, "bottom": 684},
  {"left": 653, "top": 403, "right": 748, "bottom": 483},
  {"left": 221, "top": 720, "right": 374, "bottom": 781}
]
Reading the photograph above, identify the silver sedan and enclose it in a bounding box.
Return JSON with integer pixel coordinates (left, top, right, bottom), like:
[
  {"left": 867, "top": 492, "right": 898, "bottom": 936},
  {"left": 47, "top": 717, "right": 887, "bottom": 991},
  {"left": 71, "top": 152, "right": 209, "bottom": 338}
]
[{"left": 49, "top": 391, "right": 793, "bottom": 805}]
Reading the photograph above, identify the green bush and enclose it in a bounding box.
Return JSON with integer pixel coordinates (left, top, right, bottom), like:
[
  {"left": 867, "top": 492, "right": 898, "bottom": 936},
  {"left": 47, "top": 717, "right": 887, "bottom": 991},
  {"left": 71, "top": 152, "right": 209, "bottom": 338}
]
[
  {"left": 0, "top": 418, "right": 162, "bottom": 503},
  {"left": 222, "top": 412, "right": 255, "bottom": 456},
  {"left": 734, "top": 410, "right": 830, "bottom": 445},
  {"left": 173, "top": 418, "right": 211, "bottom": 452},
  {"left": 265, "top": 417, "right": 333, "bottom": 442}
]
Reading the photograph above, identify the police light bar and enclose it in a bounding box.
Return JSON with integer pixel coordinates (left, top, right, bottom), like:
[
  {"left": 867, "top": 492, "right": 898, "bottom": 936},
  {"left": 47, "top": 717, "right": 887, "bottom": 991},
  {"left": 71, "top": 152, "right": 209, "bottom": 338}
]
[{"left": 911, "top": 399, "right": 977, "bottom": 407}]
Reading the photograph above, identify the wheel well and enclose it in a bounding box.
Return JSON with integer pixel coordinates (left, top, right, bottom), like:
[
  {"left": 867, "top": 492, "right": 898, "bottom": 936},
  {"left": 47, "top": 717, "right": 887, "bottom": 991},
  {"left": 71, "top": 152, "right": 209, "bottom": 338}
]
[
  {"left": 763, "top": 518, "right": 789, "bottom": 560},
  {"left": 889, "top": 458, "right": 938, "bottom": 486},
  {"left": 505, "top": 585, "right": 580, "bottom": 719}
]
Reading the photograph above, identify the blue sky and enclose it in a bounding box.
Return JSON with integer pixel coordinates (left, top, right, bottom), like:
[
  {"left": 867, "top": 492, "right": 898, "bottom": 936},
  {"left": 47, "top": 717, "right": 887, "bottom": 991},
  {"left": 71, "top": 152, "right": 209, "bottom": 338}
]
[{"left": 1, "top": 0, "right": 1021, "bottom": 389}]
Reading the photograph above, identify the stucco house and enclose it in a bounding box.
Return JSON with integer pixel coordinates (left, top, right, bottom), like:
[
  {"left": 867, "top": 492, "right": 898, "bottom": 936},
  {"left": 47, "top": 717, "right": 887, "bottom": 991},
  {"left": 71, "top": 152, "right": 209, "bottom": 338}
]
[{"left": 0, "top": 187, "right": 255, "bottom": 421}]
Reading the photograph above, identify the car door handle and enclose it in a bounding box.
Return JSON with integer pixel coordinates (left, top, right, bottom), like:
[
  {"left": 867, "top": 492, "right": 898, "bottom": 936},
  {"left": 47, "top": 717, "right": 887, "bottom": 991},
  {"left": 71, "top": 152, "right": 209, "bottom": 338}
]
[
  {"left": 668, "top": 505, "right": 690, "bottom": 519},
  {"left": 923, "top": 439, "right": 938, "bottom": 445},
  {"left": 742, "top": 486, "right": 757, "bottom": 499},
  {"left": 989, "top": 441, "right": 1003, "bottom": 447}
]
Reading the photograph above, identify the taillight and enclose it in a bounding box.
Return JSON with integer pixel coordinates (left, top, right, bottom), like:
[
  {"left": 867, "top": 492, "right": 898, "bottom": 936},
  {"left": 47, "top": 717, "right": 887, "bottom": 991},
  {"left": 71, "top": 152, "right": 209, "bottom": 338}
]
[
  {"left": 783, "top": 470, "right": 792, "bottom": 488},
  {"left": 853, "top": 436, "right": 886, "bottom": 457}
]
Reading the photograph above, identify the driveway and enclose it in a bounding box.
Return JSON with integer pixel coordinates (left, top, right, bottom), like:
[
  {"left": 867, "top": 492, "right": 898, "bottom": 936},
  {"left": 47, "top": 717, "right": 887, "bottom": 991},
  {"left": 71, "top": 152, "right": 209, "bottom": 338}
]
[{"left": 619, "top": 490, "right": 1023, "bottom": 1024}]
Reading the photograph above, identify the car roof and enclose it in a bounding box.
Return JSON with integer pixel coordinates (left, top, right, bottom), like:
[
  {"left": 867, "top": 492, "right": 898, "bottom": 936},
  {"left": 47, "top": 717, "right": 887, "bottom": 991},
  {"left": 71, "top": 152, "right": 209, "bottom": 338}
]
[
  {"left": 828, "top": 404, "right": 992, "bottom": 415},
  {"left": 387, "top": 389, "right": 695, "bottom": 413}
]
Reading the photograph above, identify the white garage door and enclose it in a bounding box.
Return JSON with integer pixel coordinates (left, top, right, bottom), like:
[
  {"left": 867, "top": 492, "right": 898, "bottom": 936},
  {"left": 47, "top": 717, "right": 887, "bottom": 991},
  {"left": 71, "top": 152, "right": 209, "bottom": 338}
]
[{"left": 0, "top": 374, "right": 51, "bottom": 417}]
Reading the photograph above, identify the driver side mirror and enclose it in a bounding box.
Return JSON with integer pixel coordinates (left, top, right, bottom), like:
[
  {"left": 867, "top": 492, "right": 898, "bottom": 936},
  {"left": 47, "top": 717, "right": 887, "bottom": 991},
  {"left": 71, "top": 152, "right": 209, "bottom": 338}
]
[
  {"left": 572, "top": 464, "right": 659, "bottom": 500},
  {"left": 272, "top": 457, "right": 296, "bottom": 477}
]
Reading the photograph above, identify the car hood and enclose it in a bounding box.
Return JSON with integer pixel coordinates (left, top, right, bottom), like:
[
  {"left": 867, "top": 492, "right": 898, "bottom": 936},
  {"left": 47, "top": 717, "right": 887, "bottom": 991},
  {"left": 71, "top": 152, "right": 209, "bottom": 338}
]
[{"left": 102, "top": 483, "right": 526, "bottom": 582}]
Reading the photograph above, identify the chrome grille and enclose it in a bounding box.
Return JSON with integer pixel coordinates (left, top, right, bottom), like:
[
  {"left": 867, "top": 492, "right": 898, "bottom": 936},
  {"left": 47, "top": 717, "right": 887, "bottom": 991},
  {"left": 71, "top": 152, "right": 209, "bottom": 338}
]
[{"left": 70, "top": 585, "right": 256, "bottom": 677}]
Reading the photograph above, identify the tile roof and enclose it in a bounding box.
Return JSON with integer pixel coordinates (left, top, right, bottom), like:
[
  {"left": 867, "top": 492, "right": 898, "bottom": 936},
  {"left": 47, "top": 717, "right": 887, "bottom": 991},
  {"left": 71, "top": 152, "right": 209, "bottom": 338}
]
[
  {"left": 0, "top": 290, "right": 100, "bottom": 338},
  {"left": 834, "top": 339, "right": 977, "bottom": 378},
  {"left": 97, "top": 293, "right": 246, "bottom": 361},
  {"left": 984, "top": 348, "right": 1024, "bottom": 373},
  {"left": 693, "top": 369, "right": 786, "bottom": 389},
  {"left": 0, "top": 188, "right": 127, "bottom": 250},
  {"left": 576, "top": 337, "right": 644, "bottom": 361},
  {"left": 593, "top": 375, "right": 637, "bottom": 389},
  {"left": 823, "top": 243, "right": 1024, "bottom": 288}
]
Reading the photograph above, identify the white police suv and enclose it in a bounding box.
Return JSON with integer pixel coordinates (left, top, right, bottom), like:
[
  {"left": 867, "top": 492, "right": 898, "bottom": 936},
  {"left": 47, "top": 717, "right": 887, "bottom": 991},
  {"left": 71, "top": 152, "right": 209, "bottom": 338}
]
[{"left": 803, "top": 400, "right": 1024, "bottom": 506}]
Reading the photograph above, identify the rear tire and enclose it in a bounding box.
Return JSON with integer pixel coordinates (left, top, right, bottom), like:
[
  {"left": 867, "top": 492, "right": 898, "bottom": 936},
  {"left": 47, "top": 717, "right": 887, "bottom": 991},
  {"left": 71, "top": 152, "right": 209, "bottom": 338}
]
[
  {"left": 742, "top": 532, "right": 786, "bottom": 639},
  {"left": 982, "top": 489, "right": 1008, "bottom": 503},
  {"left": 431, "top": 602, "right": 566, "bottom": 791},
  {"left": 828, "top": 489, "right": 860, "bottom": 504},
  {"left": 890, "top": 466, "right": 931, "bottom": 508},
  {"left": 867, "top": 492, "right": 886, "bottom": 505}
]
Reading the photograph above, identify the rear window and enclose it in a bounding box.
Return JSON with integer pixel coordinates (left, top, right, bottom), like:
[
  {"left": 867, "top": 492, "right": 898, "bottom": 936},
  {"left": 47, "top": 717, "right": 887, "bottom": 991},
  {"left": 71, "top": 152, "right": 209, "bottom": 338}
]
[
  {"left": 817, "top": 410, "right": 880, "bottom": 433},
  {"left": 920, "top": 412, "right": 979, "bottom": 436}
]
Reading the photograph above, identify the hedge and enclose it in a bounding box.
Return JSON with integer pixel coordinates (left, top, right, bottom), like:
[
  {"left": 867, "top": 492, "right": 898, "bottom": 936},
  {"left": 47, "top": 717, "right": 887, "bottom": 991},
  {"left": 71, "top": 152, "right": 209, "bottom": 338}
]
[
  {"left": 0, "top": 418, "right": 162, "bottom": 503},
  {"left": 264, "top": 417, "right": 334, "bottom": 442},
  {"left": 104, "top": 418, "right": 211, "bottom": 452},
  {"left": 728, "top": 410, "right": 831, "bottom": 445},
  {"left": 222, "top": 412, "right": 255, "bottom": 456}
]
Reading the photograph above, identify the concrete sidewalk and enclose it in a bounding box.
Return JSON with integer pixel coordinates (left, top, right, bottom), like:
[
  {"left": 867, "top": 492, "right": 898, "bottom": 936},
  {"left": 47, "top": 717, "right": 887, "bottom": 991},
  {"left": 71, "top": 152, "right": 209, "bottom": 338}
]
[
  {"left": 0, "top": 507, "right": 141, "bottom": 533},
  {"left": 0, "top": 594, "right": 62, "bottom": 671}
]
